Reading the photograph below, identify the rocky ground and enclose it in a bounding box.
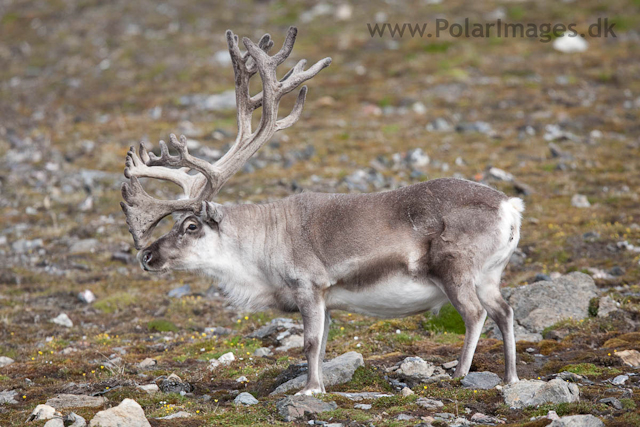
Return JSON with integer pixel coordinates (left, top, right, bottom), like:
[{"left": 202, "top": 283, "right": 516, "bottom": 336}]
[{"left": 1, "top": 0, "right": 640, "bottom": 425}]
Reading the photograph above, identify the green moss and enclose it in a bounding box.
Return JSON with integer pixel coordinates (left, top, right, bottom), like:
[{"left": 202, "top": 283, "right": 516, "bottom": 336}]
[
  {"left": 424, "top": 303, "right": 466, "bottom": 334},
  {"left": 93, "top": 292, "right": 135, "bottom": 314},
  {"left": 340, "top": 366, "right": 394, "bottom": 392},
  {"left": 559, "top": 363, "right": 621, "bottom": 377},
  {"left": 147, "top": 319, "right": 178, "bottom": 333}
]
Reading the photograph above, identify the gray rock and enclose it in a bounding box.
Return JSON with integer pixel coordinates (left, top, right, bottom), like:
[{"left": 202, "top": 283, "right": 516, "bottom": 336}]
[
  {"left": 77, "top": 290, "right": 96, "bottom": 304},
  {"left": 333, "top": 391, "right": 392, "bottom": 401},
  {"left": 396, "top": 356, "right": 447, "bottom": 382},
  {"left": 69, "top": 238, "right": 100, "bottom": 254},
  {"left": 137, "top": 384, "right": 159, "bottom": 395},
  {"left": 138, "top": 358, "right": 157, "bottom": 369},
  {"left": 0, "top": 356, "right": 14, "bottom": 368},
  {"left": 470, "top": 412, "right": 505, "bottom": 424},
  {"left": 484, "top": 272, "right": 597, "bottom": 342},
  {"left": 354, "top": 403, "right": 372, "bottom": 410},
  {"left": 253, "top": 347, "right": 273, "bottom": 357},
  {"left": 503, "top": 379, "right": 580, "bottom": 409},
  {"left": 461, "top": 372, "right": 501, "bottom": 389},
  {"left": 397, "top": 414, "right": 414, "bottom": 420},
  {"left": 426, "top": 117, "right": 452, "bottom": 132},
  {"left": 401, "top": 386, "right": 414, "bottom": 396},
  {"left": 571, "top": 194, "right": 591, "bottom": 208},
  {"left": 442, "top": 360, "right": 458, "bottom": 369},
  {"left": 248, "top": 318, "right": 299, "bottom": 339},
  {"left": 44, "top": 419, "right": 64, "bottom": 427},
  {"left": 167, "top": 284, "right": 191, "bottom": 298},
  {"left": 275, "top": 334, "right": 304, "bottom": 352},
  {"left": 0, "top": 390, "right": 18, "bottom": 404},
  {"left": 155, "top": 411, "right": 191, "bottom": 420},
  {"left": 598, "top": 397, "right": 622, "bottom": 409},
  {"left": 276, "top": 395, "right": 337, "bottom": 422},
  {"left": 597, "top": 296, "right": 619, "bottom": 318},
  {"left": 612, "top": 375, "right": 628, "bottom": 385},
  {"left": 64, "top": 413, "right": 87, "bottom": 427},
  {"left": 416, "top": 397, "right": 444, "bottom": 409},
  {"left": 12, "top": 238, "right": 43, "bottom": 253},
  {"left": 27, "top": 404, "right": 58, "bottom": 421},
  {"left": 160, "top": 374, "right": 193, "bottom": 394},
  {"left": 456, "top": 121, "right": 494, "bottom": 135},
  {"left": 549, "top": 415, "right": 604, "bottom": 427},
  {"left": 51, "top": 313, "right": 73, "bottom": 328},
  {"left": 217, "top": 352, "right": 235, "bottom": 365},
  {"left": 272, "top": 352, "right": 364, "bottom": 394},
  {"left": 557, "top": 372, "right": 583, "bottom": 383},
  {"left": 89, "top": 399, "right": 150, "bottom": 427},
  {"left": 46, "top": 394, "right": 107, "bottom": 409},
  {"left": 234, "top": 392, "right": 259, "bottom": 406}
]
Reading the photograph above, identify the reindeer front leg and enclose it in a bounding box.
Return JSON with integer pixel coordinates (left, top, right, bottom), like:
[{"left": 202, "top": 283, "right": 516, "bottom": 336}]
[{"left": 294, "top": 288, "right": 326, "bottom": 395}]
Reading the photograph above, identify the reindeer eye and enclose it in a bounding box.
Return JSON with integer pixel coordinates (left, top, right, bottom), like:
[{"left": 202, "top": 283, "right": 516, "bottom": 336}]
[{"left": 187, "top": 223, "right": 198, "bottom": 231}]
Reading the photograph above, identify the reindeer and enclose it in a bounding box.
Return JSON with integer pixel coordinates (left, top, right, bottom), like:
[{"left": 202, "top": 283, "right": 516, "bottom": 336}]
[{"left": 120, "top": 27, "right": 523, "bottom": 395}]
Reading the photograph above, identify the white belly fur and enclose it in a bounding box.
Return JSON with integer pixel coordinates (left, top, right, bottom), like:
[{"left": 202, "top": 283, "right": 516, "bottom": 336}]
[{"left": 326, "top": 274, "right": 449, "bottom": 318}]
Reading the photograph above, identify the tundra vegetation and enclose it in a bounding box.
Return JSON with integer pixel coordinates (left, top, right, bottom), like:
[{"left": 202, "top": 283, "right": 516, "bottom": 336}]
[{"left": 1, "top": 0, "right": 640, "bottom": 426}]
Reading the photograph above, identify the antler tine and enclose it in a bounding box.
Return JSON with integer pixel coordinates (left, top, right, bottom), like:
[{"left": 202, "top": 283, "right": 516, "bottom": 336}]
[
  {"left": 124, "top": 142, "right": 197, "bottom": 197},
  {"left": 276, "top": 86, "right": 308, "bottom": 131},
  {"left": 272, "top": 26, "right": 297, "bottom": 66}
]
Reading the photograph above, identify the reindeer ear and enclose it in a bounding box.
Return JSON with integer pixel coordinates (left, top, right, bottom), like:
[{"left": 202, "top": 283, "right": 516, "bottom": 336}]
[{"left": 201, "top": 201, "right": 224, "bottom": 225}]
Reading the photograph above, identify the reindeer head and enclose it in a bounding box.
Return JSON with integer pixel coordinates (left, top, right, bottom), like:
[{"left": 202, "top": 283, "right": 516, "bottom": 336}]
[{"left": 120, "top": 27, "right": 331, "bottom": 271}]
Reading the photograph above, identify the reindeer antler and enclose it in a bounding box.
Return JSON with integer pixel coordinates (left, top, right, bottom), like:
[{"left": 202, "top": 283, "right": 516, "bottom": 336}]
[{"left": 121, "top": 27, "right": 331, "bottom": 249}]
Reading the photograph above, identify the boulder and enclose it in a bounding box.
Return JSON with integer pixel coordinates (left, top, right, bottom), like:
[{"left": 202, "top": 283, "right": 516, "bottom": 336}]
[
  {"left": 89, "top": 399, "right": 151, "bottom": 427},
  {"left": 485, "top": 273, "right": 597, "bottom": 342},
  {"left": 46, "top": 394, "right": 107, "bottom": 409},
  {"left": 272, "top": 351, "right": 364, "bottom": 394},
  {"left": 549, "top": 415, "right": 604, "bottom": 427},
  {"left": 276, "top": 395, "right": 337, "bottom": 422},
  {"left": 503, "top": 379, "right": 580, "bottom": 409},
  {"left": 461, "top": 372, "right": 501, "bottom": 389},
  {"left": 43, "top": 419, "right": 64, "bottom": 427}
]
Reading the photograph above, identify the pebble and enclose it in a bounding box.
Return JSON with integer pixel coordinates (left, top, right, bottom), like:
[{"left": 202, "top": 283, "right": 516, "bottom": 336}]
[
  {"left": 217, "top": 352, "right": 235, "bottom": 364},
  {"left": 0, "top": 356, "right": 15, "bottom": 368},
  {"left": 553, "top": 34, "right": 588, "bottom": 53},
  {"left": 167, "top": 284, "right": 191, "bottom": 298},
  {"left": 442, "top": 360, "right": 458, "bottom": 369},
  {"left": 612, "top": 375, "right": 628, "bottom": 385},
  {"left": 571, "top": 194, "right": 591, "bottom": 208},
  {"left": 50, "top": 313, "right": 73, "bottom": 328},
  {"left": 77, "top": 290, "right": 96, "bottom": 304},
  {"left": 354, "top": 403, "right": 371, "bottom": 410},
  {"left": 234, "top": 392, "right": 259, "bottom": 406},
  {"left": 401, "top": 387, "right": 414, "bottom": 396}
]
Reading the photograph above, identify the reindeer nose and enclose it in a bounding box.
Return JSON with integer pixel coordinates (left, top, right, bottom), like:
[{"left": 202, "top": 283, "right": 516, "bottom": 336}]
[{"left": 141, "top": 250, "right": 153, "bottom": 266}]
